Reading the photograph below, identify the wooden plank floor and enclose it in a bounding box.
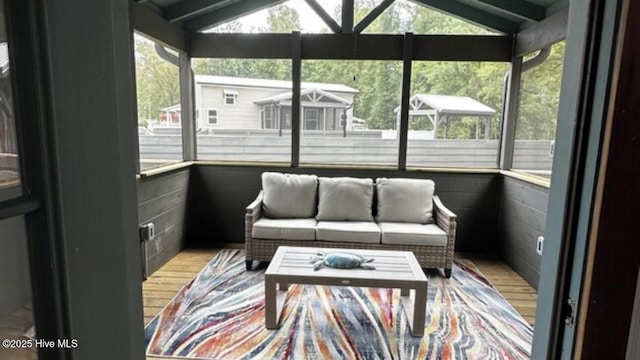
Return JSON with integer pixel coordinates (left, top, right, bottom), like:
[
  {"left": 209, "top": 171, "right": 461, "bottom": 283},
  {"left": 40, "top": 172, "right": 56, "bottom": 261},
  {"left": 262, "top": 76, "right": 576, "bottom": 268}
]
[
  {"left": 143, "top": 248, "right": 537, "bottom": 327},
  {"left": 463, "top": 257, "right": 538, "bottom": 326}
]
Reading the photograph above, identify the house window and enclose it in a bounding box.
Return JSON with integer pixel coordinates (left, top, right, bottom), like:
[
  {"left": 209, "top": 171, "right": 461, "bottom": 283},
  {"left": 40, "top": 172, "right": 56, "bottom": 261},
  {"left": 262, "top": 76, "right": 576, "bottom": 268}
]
[
  {"left": 262, "top": 105, "right": 275, "bottom": 129},
  {"left": 208, "top": 109, "right": 218, "bottom": 125},
  {"left": 223, "top": 89, "right": 238, "bottom": 105},
  {"left": 304, "top": 108, "right": 319, "bottom": 130}
]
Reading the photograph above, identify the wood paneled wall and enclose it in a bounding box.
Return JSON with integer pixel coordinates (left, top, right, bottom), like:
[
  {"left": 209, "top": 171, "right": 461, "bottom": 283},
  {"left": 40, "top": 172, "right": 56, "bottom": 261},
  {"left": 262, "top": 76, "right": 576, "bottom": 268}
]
[
  {"left": 137, "top": 169, "right": 190, "bottom": 276},
  {"left": 499, "top": 176, "right": 549, "bottom": 289},
  {"left": 189, "top": 165, "right": 502, "bottom": 254}
]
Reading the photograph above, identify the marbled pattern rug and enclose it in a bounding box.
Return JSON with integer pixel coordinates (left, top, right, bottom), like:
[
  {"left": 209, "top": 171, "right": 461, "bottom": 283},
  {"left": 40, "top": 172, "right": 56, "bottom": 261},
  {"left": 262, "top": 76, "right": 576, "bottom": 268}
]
[{"left": 145, "top": 250, "right": 533, "bottom": 359}]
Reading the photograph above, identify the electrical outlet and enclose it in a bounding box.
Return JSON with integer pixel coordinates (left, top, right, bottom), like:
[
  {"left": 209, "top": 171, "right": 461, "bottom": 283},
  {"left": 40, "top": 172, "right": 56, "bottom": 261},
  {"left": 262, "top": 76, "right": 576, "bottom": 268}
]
[
  {"left": 536, "top": 236, "right": 544, "bottom": 256},
  {"left": 139, "top": 223, "right": 155, "bottom": 242}
]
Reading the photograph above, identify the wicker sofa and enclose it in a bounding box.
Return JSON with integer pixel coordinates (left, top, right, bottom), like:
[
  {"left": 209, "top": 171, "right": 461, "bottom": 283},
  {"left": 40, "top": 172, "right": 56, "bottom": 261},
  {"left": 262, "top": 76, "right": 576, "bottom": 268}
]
[{"left": 245, "top": 172, "right": 457, "bottom": 277}]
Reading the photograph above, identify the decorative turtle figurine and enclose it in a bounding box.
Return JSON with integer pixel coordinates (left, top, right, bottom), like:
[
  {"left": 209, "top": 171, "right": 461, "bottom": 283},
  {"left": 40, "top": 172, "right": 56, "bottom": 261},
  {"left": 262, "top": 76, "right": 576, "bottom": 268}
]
[{"left": 310, "top": 251, "right": 376, "bottom": 271}]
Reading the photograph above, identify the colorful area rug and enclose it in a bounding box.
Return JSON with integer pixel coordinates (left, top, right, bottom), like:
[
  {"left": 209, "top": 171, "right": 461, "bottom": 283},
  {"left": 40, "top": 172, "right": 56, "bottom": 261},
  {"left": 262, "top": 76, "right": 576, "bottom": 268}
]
[{"left": 145, "top": 250, "right": 533, "bottom": 359}]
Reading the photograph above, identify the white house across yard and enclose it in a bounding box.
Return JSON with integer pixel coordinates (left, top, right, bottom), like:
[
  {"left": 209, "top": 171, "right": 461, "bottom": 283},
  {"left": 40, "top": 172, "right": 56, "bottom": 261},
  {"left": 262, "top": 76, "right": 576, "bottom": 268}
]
[{"left": 157, "top": 75, "right": 359, "bottom": 132}]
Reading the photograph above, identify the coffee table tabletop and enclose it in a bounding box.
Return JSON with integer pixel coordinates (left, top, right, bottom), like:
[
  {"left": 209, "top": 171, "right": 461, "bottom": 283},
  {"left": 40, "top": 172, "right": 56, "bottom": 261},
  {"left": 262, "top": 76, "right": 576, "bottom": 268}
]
[{"left": 264, "top": 246, "right": 428, "bottom": 336}]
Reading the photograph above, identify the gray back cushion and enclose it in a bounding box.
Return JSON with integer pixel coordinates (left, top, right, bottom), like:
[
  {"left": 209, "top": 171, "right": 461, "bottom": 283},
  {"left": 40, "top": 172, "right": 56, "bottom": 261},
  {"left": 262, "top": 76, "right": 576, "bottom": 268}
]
[
  {"left": 316, "top": 177, "right": 374, "bottom": 221},
  {"left": 262, "top": 172, "right": 318, "bottom": 218},
  {"left": 375, "top": 178, "right": 435, "bottom": 223}
]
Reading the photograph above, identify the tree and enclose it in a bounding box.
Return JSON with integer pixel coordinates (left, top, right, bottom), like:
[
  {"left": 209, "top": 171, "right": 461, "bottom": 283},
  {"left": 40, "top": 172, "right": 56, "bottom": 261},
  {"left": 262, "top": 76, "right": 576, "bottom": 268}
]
[
  {"left": 517, "top": 42, "right": 565, "bottom": 140},
  {"left": 134, "top": 34, "right": 180, "bottom": 125}
]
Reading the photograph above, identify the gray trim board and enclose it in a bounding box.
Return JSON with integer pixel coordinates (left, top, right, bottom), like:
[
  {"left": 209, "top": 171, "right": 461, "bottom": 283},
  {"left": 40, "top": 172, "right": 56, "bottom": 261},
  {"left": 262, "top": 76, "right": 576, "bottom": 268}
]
[
  {"left": 190, "top": 33, "right": 513, "bottom": 61},
  {"left": 475, "top": 0, "right": 546, "bottom": 22},
  {"left": 164, "top": 0, "right": 236, "bottom": 23},
  {"left": 342, "top": 0, "right": 354, "bottom": 33},
  {"left": 38, "top": 0, "right": 145, "bottom": 357},
  {"left": 179, "top": 54, "right": 196, "bottom": 161},
  {"left": 130, "top": 1, "right": 187, "bottom": 52},
  {"left": 516, "top": 7, "right": 568, "bottom": 56},
  {"left": 398, "top": 33, "right": 413, "bottom": 170},
  {"left": 291, "top": 32, "right": 301, "bottom": 167}
]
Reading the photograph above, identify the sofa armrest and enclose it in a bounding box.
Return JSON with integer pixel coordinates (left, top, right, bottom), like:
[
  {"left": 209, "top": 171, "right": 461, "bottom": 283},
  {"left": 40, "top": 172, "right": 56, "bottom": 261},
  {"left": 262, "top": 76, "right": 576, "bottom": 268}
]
[
  {"left": 433, "top": 195, "right": 456, "bottom": 224},
  {"left": 433, "top": 195, "right": 457, "bottom": 276},
  {"left": 245, "top": 191, "right": 263, "bottom": 258},
  {"left": 246, "top": 190, "right": 263, "bottom": 218}
]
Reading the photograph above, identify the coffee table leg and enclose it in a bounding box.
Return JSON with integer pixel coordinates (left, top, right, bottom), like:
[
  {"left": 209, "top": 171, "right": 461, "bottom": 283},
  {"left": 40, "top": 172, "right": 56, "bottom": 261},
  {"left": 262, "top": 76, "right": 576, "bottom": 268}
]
[
  {"left": 412, "top": 283, "right": 427, "bottom": 337},
  {"left": 265, "top": 275, "right": 278, "bottom": 329},
  {"left": 400, "top": 288, "right": 409, "bottom": 296}
]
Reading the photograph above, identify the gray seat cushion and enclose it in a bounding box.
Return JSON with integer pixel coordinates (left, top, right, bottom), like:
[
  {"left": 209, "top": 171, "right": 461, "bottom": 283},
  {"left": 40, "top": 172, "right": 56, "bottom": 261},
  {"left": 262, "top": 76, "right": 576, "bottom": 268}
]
[
  {"left": 375, "top": 178, "right": 435, "bottom": 224},
  {"left": 378, "top": 222, "right": 447, "bottom": 246},
  {"left": 316, "top": 177, "right": 374, "bottom": 221},
  {"left": 316, "top": 221, "right": 381, "bottom": 244},
  {"left": 252, "top": 218, "right": 317, "bottom": 241},
  {"left": 261, "top": 172, "right": 318, "bottom": 218}
]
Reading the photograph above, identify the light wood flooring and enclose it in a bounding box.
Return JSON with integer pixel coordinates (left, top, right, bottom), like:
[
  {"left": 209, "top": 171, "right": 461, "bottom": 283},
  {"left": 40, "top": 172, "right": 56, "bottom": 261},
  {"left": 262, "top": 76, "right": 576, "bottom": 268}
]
[{"left": 143, "top": 248, "right": 538, "bottom": 326}]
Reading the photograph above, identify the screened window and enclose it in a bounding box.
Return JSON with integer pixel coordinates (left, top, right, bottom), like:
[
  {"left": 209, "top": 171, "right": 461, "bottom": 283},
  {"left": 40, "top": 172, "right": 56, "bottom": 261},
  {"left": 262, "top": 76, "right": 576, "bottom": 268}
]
[
  {"left": 300, "top": 59, "right": 401, "bottom": 166},
  {"left": 512, "top": 42, "right": 565, "bottom": 180},
  {"left": 406, "top": 61, "right": 508, "bottom": 168},
  {"left": 0, "top": 6, "right": 20, "bottom": 201},
  {"left": 193, "top": 58, "right": 291, "bottom": 162},
  {"left": 134, "top": 33, "right": 183, "bottom": 171}
]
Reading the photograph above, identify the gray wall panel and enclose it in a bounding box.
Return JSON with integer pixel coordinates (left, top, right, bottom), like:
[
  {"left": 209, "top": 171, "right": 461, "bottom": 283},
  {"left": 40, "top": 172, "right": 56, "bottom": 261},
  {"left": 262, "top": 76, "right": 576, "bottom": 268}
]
[
  {"left": 138, "top": 169, "right": 190, "bottom": 276},
  {"left": 499, "top": 176, "right": 549, "bottom": 289},
  {"left": 190, "top": 165, "right": 501, "bottom": 254},
  {"left": 0, "top": 216, "right": 31, "bottom": 319}
]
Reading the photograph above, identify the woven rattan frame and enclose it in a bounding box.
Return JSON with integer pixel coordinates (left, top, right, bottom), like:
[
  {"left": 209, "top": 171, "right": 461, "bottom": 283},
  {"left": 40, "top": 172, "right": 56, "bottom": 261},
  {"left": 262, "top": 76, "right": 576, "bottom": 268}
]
[{"left": 245, "top": 191, "right": 457, "bottom": 274}]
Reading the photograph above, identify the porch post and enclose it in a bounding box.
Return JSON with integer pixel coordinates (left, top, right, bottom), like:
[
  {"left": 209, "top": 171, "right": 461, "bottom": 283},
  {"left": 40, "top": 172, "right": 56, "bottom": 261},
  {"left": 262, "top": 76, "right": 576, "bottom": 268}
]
[
  {"left": 179, "top": 53, "right": 196, "bottom": 161},
  {"left": 398, "top": 32, "right": 413, "bottom": 170},
  {"left": 291, "top": 31, "right": 301, "bottom": 167}
]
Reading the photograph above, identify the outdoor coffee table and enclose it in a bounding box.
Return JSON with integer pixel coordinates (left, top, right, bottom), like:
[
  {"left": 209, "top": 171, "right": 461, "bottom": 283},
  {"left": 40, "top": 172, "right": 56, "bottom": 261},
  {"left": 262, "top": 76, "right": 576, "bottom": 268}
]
[{"left": 264, "top": 246, "right": 428, "bottom": 337}]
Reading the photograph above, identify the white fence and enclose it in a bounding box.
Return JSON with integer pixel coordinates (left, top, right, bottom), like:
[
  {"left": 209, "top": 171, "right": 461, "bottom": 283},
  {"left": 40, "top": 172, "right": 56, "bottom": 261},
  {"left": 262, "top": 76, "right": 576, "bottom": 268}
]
[{"left": 139, "top": 135, "right": 554, "bottom": 170}]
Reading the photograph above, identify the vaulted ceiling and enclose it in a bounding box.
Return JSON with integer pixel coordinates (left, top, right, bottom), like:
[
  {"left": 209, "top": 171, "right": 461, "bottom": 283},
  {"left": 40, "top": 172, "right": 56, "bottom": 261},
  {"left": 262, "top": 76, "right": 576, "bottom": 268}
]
[{"left": 135, "top": 0, "right": 569, "bottom": 35}]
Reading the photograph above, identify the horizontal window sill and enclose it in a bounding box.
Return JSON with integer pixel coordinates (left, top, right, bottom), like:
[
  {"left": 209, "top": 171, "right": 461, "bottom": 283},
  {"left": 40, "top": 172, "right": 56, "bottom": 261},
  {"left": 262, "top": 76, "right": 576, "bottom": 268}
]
[
  {"left": 138, "top": 161, "right": 194, "bottom": 179},
  {"left": 500, "top": 170, "right": 551, "bottom": 188},
  {"left": 193, "top": 160, "right": 501, "bottom": 175}
]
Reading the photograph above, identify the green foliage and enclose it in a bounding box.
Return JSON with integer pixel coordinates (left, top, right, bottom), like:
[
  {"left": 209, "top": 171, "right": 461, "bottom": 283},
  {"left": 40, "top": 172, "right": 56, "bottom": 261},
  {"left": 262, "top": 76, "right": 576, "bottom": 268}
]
[
  {"left": 136, "top": 2, "right": 564, "bottom": 141},
  {"left": 517, "top": 42, "right": 565, "bottom": 140},
  {"left": 134, "top": 35, "right": 180, "bottom": 123}
]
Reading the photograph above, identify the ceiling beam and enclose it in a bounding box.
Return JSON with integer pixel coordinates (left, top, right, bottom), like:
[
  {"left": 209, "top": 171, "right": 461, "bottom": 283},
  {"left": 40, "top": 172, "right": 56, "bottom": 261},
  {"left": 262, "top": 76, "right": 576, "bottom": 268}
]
[
  {"left": 354, "top": 0, "right": 395, "bottom": 33},
  {"left": 184, "top": 0, "right": 288, "bottom": 32},
  {"left": 164, "top": 0, "right": 240, "bottom": 23},
  {"left": 473, "top": 0, "right": 546, "bottom": 22},
  {"left": 130, "top": 1, "right": 187, "bottom": 52},
  {"left": 410, "top": 0, "right": 520, "bottom": 34},
  {"left": 304, "top": 0, "right": 341, "bottom": 33},
  {"left": 342, "top": 0, "right": 354, "bottom": 33},
  {"left": 190, "top": 33, "right": 512, "bottom": 62},
  {"left": 516, "top": 7, "right": 567, "bottom": 56}
]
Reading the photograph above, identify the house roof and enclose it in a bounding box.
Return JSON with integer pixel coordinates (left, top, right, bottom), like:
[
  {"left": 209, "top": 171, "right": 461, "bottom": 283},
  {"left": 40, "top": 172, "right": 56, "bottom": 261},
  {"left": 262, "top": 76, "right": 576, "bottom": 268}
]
[
  {"left": 254, "top": 88, "right": 353, "bottom": 106},
  {"left": 396, "top": 94, "right": 496, "bottom": 116},
  {"left": 139, "top": 0, "right": 568, "bottom": 35},
  {"left": 195, "top": 75, "right": 359, "bottom": 94}
]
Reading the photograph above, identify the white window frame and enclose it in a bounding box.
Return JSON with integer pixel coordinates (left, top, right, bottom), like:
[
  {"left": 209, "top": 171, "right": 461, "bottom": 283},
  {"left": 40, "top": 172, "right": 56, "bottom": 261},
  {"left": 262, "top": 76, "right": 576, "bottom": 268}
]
[
  {"left": 223, "top": 89, "right": 238, "bottom": 106},
  {"left": 207, "top": 109, "right": 218, "bottom": 126}
]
